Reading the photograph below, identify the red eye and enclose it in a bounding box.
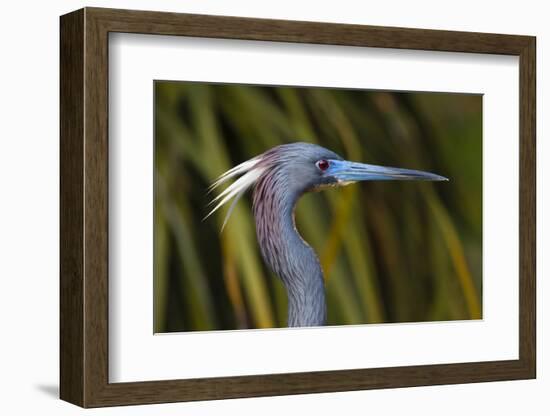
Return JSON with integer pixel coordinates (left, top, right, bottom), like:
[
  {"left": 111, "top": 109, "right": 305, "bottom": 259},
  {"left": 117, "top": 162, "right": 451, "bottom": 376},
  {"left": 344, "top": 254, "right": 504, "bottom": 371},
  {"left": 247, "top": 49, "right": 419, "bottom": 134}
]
[{"left": 316, "top": 159, "right": 330, "bottom": 171}]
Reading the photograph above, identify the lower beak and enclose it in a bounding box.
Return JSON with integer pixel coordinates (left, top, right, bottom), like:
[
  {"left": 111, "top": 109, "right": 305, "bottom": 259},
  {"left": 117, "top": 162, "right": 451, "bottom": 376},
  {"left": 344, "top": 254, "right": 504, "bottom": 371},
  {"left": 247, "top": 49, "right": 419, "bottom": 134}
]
[{"left": 330, "top": 160, "right": 448, "bottom": 183}]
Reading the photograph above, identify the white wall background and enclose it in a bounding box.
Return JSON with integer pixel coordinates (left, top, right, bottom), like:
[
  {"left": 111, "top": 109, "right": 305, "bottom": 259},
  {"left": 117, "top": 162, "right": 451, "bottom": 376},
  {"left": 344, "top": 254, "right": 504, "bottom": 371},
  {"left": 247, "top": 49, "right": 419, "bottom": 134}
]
[{"left": 0, "top": 1, "right": 545, "bottom": 414}]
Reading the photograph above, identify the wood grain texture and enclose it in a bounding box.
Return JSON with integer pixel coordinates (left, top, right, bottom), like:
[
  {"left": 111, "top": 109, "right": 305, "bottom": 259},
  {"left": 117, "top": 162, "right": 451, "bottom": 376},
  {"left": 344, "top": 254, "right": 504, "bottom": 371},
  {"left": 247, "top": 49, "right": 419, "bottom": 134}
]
[
  {"left": 83, "top": 10, "right": 110, "bottom": 406},
  {"left": 59, "top": 7, "right": 537, "bottom": 408},
  {"left": 89, "top": 7, "right": 532, "bottom": 54},
  {"left": 518, "top": 38, "right": 536, "bottom": 376},
  {"left": 59, "top": 9, "right": 84, "bottom": 406}
]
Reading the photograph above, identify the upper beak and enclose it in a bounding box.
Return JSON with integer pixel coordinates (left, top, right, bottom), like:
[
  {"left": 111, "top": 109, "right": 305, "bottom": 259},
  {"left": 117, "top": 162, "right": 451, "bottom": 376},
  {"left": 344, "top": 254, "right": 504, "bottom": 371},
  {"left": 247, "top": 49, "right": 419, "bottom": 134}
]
[{"left": 328, "top": 159, "right": 448, "bottom": 183}]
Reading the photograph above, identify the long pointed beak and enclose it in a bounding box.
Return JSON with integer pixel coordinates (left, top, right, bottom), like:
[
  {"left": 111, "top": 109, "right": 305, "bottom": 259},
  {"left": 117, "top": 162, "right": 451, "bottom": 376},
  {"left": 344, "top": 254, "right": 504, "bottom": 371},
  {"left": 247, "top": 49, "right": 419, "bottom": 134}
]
[{"left": 328, "top": 159, "right": 448, "bottom": 183}]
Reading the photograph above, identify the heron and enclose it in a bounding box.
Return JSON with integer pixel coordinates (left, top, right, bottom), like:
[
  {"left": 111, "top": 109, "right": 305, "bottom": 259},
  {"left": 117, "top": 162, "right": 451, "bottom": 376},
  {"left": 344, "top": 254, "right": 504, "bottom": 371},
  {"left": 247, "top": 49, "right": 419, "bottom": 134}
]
[{"left": 206, "top": 142, "right": 447, "bottom": 328}]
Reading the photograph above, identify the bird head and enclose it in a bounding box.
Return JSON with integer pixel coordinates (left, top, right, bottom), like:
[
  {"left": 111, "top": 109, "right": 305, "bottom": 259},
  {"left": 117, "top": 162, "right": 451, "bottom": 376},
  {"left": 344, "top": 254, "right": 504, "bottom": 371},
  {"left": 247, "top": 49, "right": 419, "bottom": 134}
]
[
  {"left": 260, "top": 142, "right": 448, "bottom": 192},
  {"left": 206, "top": 142, "right": 448, "bottom": 229}
]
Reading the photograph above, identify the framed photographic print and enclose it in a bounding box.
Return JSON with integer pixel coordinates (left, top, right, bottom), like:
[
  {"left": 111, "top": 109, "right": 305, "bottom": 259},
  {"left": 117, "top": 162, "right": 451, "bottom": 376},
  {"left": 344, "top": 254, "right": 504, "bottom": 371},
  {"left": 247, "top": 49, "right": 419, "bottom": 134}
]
[{"left": 60, "top": 7, "right": 536, "bottom": 408}]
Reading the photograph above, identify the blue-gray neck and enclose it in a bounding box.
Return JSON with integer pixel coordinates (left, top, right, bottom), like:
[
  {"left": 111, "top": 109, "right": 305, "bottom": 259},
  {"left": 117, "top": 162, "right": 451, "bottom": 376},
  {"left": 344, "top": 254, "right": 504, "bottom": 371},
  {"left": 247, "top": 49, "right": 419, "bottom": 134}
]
[{"left": 252, "top": 171, "right": 326, "bottom": 327}]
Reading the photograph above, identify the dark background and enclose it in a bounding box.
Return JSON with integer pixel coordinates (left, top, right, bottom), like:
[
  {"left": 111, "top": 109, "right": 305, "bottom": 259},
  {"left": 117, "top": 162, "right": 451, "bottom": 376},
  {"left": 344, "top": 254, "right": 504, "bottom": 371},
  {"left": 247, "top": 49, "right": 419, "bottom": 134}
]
[{"left": 154, "top": 81, "right": 482, "bottom": 332}]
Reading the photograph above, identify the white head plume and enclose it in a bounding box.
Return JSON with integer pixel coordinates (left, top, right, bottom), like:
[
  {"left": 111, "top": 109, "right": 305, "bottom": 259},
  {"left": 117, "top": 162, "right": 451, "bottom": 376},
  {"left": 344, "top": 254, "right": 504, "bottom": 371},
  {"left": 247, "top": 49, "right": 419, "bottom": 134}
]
[{"left": 205, "top": 156, "right": 265, "bottom": 231}]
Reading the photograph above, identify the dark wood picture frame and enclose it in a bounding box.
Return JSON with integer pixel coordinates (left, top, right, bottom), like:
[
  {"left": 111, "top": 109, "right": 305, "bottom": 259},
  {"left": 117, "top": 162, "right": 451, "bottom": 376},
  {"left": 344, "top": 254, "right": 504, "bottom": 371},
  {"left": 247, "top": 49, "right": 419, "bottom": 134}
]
[{"left": 60, "top": 7, "right": 536, "bottom": 408}]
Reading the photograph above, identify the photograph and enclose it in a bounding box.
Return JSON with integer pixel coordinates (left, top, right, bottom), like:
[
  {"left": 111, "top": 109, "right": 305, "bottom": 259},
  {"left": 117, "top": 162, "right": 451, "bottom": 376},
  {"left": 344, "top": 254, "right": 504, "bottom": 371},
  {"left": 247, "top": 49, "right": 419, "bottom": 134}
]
[{"left": 153, "top": 81, "right": 482, "bottom": 333}]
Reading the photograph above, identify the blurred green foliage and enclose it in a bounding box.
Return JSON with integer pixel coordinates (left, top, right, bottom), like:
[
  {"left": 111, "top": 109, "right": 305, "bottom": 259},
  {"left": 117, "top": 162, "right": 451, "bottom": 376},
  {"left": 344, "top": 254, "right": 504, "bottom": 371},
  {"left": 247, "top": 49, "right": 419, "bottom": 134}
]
[{"left": 154, "top": 81, "right": 482, "bottom": 332}]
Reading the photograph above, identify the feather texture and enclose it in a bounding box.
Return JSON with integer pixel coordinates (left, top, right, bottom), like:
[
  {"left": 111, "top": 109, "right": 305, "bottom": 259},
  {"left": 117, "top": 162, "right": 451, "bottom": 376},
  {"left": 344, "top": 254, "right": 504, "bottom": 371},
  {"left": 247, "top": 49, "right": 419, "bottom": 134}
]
[{"left": 205, "top": 157, "right": 265, "bottom": 229}]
